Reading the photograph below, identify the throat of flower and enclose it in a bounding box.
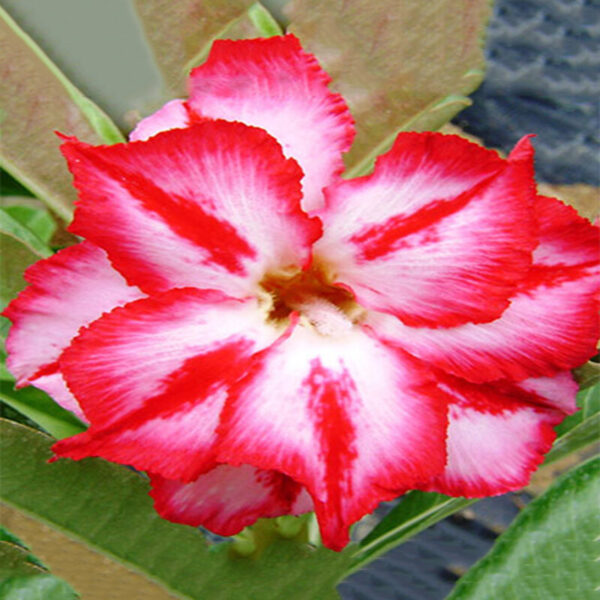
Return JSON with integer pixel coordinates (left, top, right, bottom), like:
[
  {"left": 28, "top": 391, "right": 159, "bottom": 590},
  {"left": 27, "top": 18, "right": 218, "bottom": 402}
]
[
  {"left": 298, "top": 297, "right": 354, "bottom": 337},
  {"left": 258, "top": 268, "right": 366, "bottom": 336}
]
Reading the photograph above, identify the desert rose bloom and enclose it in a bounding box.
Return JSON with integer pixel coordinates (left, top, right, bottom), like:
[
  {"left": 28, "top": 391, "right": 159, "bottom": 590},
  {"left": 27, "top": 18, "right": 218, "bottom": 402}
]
[{"left": 4, "top": 35, "right": 599, "bottom": 551}]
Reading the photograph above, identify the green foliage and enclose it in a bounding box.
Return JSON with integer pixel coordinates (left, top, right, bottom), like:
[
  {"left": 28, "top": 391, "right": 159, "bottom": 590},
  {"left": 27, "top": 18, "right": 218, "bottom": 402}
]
[
  {"left": 446, "top": 456, "right": 600, "bottom": 600},
  {"left": 0, "top": 383, "right": 86, "bottom": 439},
  {"left": 286, "top": 0, "right": 491, "bottom": 174},
  {"left": 133, "top": 0, "right": 282, "bottom": 97},
  {"left": 0, "top": 536, "right": 79, "bottom": 599},
  {"left": 546, "top": 383, "right": 600, "bottom": 465},
  {"left": 0, "top": 7, "right": 123, "bottom": 221},
  {"left": 0, "top": 420, "right": 352, "bottom": 600}
]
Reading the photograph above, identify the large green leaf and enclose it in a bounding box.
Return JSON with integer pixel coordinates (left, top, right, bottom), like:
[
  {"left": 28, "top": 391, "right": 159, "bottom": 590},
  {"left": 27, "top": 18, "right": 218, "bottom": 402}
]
[
  {"left": 286, "top": 0, "right": 491, "bottom": 175},
  {"left": 133, "top": 0, "right": 281, "bottom": 97},
  {"left": 0, "top": 7, "right": 124, "bottom": 221},
  {"left": 446, "top": 456, "right": 600, "bottom": 599},
  {"left": 0, "top": 420, "right": 351, "bottom": 600}
]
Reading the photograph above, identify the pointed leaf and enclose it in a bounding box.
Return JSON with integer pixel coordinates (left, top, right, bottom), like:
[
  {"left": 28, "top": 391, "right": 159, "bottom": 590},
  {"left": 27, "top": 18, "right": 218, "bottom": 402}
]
[
  {"left": 0, "top": 383, "right": 86, "bottom": 440},
  {"left": 0, "top": 7, "right": 123, "bottom": 221},
  {"left": 349, "top": 493, "right": 475, "bottom": 573},
  {"left": 0, "top": 420, "right": 351, "bottom": 600},
  {"left": 546, "top": 384, "right": 600, "bottom": 465},
  {"left": 446, "top": 456, "right": 600, "bottom": 599},
  {"left": 286, "top": 0, "right": 491, "bottom": 174},
  {"left": 2, "top": 205, "right": 57, "bottom": 244},
  {"left": 133, "top": 0, "right": 282, "bottom": 97},
  {"left": 0, "top": 207, "right": 53, "bottom": 259}
]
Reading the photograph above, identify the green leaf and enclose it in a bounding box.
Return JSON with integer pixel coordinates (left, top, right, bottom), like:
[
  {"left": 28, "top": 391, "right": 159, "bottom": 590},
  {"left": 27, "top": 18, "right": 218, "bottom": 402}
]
[
  {"left": 0, "top": 236, "right": 40, "bottom": 309},
  {"left": 0, "top": 542, "right": 46, "bottom": 579},
  {"left": 0, "top": 420, "right": 351, "bottom": 600},
  {"left": 0, "top": 7, "right": 123, "bottom": 221},
  {"left": 573, "top": 361, "right": 600, "bottom": 390},
  {"left": 0, "top": 541, "right": 79, "bottom": 599},
  {"left": 546, "top": 384, "right": 600, "bottom": 465},
  {"left": 286, "top": 0, "right": 491, "bottom": 174},
  {"left": 446, "top": 456, "right": 600, "bottom": 599},
  {"left": 0, "top": 383, "right": 86, "bottom": 439},
  {"left": 2, "top": 205, "right": 57, "bottom": 244},
  {"left": 133, "top": 0, "right": 281, "bottom": 98},
  {"left": 0, "top": 574, "right": 79, "bottom": 600},
  {"left": 0, "top": 207, "right": 53, "bottom": 260}
]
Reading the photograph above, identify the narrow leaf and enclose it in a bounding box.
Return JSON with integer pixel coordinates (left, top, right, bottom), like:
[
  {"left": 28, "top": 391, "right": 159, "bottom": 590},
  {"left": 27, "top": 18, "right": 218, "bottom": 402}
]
[
  {"left": 0, "top": 236, "right": 39, "bottom": 308},
  {"left": 0, "top": 382, "right": 86, "bottom": 440},
  {"left": 2, "top": 205, "right": 57, "bottom": 244},
  {"left": 0, "top": 420, "right": 351, "bottom": 600},
  {"left": 573, "top": 361, "right": 600, "bottom": 390},
  {"left": 0, "top": 7, "right": 123, "bottom": 221},
  {"left": 134, "top": 0, "right": 281, "bottom": 97},
  {"left": 349, "top": 493, "right": 475, "bottom": 573},
  {"left": 0, "top": 207, "right": 53, "bottom": 259},
  {"left": 0, "top": 542, "right": 45, "bottom": 578},
  {"left": 546, "top": 384, "right": 600, "bottom": 465},
  {"left": 446, "top": 456, "right": 600, "bottom": 599},
  {"left": 286, "top": 0, "right": 491, "bottom": 173}
]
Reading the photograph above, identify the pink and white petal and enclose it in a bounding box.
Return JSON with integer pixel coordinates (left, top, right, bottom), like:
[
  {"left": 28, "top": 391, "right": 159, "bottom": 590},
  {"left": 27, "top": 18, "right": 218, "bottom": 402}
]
[
  {"left": 420, "top": 375, "right": 565, "bottom": 497},
  {"left": 515, "top": 371, "right": 578, "bottom": 414},
  {"left": 31, "top": 371, "right": 86, "bottom": 422},
  {"left": 187, "top": 35, "right": 355, "bottom": 213},
  {"left": 150, "top": 465, "right": 306, "bottom": 536},
  {"left": 368, "top": 196, "right": 600, "bottom": 382},
  {"left": 129, "top": 99, "right": 191, "bottom": 141},
  {"left": 314, "top": 134, "right": 537, "bottom": 328},
  {"left": 2, "top": 242, "right": 143, "bottom": 416},
  {"left": 62, "top": 120, "right": 321, "bottom": 297},
  {"left": 52, "top": 288, "right": 283, "bottom": 481},
  {"left": 217, "top": 323, "right": 447, "bottom": 550}
]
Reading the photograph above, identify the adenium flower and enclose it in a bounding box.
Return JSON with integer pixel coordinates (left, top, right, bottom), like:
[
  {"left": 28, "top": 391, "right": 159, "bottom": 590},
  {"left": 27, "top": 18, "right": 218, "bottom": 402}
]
[{"left": 4, "top": 35, "right": 599, "bottom": 551}]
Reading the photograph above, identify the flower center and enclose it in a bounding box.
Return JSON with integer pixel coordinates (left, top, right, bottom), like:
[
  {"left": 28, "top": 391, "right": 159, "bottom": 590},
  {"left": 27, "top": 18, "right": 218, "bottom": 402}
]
[{"left": 259, "top": 266, "right": 366, "bottom": 336}]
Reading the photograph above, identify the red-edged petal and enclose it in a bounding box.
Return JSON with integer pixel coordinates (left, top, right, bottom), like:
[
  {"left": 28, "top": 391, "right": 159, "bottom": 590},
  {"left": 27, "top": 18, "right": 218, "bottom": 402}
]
[
  {"left": 129, "top": 99, "right": 191, "bottom": 141},
  {"left": 3, "top": 242, "right": 143, "bottom": 419},
  {"left": 314, "top": 134, "right": 537, "bottom": 328},
  {"left": 150, "top": 465, "right": 307, "bottom": 536},
  {"left": 52, "top": 288, "right": 282, "bottom": 481},
  {"left": 187, "top": 34, "right": 355, "bottom": 213},
  {"left": 217, "top": 322, "right": 447, "bottom": 550},
  {"left": 419, "top": 374, "right": 568, "bottom": 497},
  {"left": 62, "top": 120, "right": 321, "bottom": 297},
  {"left": 368, "top": 195, "right": 600, "bottom": 382}
]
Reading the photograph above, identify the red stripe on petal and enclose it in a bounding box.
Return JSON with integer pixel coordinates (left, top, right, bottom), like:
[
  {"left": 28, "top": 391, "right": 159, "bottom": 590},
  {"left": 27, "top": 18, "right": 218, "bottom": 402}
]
[
  {"left": 315, "top": 133, "right": 537, "bottom": 328},
  {"left": 420, "top": 375, "right": 564, "bottom": 497},
  {"left": 61, "top": 121, "right": 320, "bottom": 297},
  {"left": 2, "top": 242, "right": 143, "bottom": 417},
  {"left": 52, "top": 288, "right": 283, "bottom": 480},
  {"left": 217, "top": 324, "right": 447, "bottom": 550},
  {"left": 187, "top": 34, "right": 355, "bottom": 213},
  {"left": 369, "top": 194, "right": 600, "bottom": 382}
]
